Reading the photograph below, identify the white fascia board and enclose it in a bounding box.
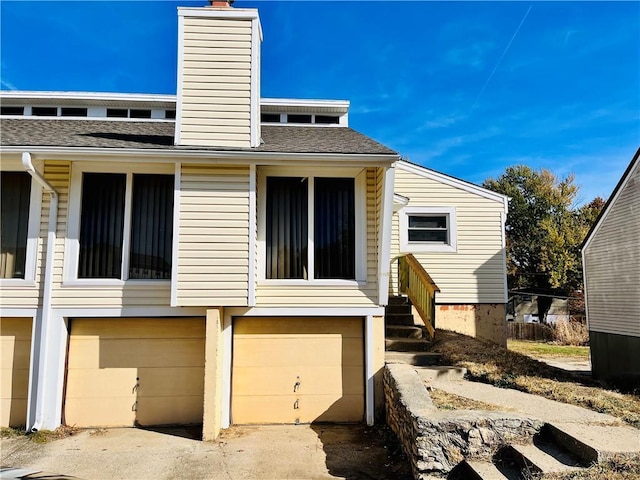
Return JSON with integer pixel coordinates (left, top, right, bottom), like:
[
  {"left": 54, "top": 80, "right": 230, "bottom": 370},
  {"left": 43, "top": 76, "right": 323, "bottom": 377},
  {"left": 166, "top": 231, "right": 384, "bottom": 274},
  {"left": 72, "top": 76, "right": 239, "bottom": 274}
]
[
  {"left": 582, "top": 154, "right": 640, "bottom": 252},
  {"left": 0, "top": 90, "right": 176, "bottom": 103},
  {"left": 397, "top": 160, "right": 509, "bottom": 205},
  {"left": 0, "top": 146, "right": 398, "bottom": 165},
  {"left": 225, "top": 306, "right": 386, "bottom": 317},
  {"left": 261, "top": 98, "right": 350, "bottom": 110},
  {"left": 178, "top": 7, "right": 259, "bottom": 21}
]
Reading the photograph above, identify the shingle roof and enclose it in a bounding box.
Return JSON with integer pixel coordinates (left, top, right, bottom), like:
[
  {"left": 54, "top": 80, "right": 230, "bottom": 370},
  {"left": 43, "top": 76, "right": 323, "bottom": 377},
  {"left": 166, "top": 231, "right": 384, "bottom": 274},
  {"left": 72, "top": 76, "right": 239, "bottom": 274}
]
[{"left": 0, "top": 119, "right": 396, "bottom": 155}]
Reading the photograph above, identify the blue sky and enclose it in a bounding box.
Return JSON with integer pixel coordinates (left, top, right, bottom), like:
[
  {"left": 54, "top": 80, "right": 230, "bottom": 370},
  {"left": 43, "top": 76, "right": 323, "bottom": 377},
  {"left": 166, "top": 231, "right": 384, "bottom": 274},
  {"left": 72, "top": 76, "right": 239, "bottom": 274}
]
[{"left": 1, "top": 1, "right": 639, "bottom": 205}]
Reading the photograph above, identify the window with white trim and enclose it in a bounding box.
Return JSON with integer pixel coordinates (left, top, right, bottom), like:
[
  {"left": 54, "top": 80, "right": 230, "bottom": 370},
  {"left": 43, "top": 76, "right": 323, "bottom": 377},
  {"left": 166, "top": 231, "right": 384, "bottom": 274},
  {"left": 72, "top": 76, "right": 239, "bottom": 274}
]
[
  {"left": 399, "top": 206, "right": 457, "bottom": 253},
  {"left": 0, "top": 169, "right": 40, "bottom": 284},
  {"left": 259, "top": 168, "right": 366, "bottom": 283},
  {"left": 67, "top": 165, "right": 175, "bottom": 282}
]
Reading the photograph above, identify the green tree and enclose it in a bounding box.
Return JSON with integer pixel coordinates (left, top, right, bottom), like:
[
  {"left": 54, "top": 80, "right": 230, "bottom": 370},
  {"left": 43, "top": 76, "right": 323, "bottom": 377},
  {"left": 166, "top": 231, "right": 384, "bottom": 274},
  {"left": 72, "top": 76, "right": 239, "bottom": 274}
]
[{"left": 483, "top": 166, "right": 603, "bottom": 321}]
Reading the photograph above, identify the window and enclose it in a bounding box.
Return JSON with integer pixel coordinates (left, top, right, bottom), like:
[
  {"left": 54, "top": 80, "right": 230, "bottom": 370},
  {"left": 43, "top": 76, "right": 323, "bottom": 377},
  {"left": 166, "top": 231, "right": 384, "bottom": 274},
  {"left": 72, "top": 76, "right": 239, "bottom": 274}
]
[
  {"left": 287, "top": 114, "right": 312, "bottom": 124},
  {"left": 399, "top": 207, "right": 457, "bottom": 253},
  {"left": 61, "top": 107, "right": 88, "bottom": 117},
  {"left": 73, "top": 169, "right": 174, "bottom": 281},
  {"left": 32, "top": 107, "right": 58, "bottom": 116},
  {"left": 1, "top": 106, "right": 24, "bottom": 116},
  {"left": 130, "top": 109, "right": 152, "bottom": 119},
  {"left": 261, "top": 113, "right": 280, "bottom": 123},
  {"left": 1, "top": 172, "right": 31, "bottom": 278},
  {"left": 106, "top": 108, "right": 128, "bottom": 118},
  {"left": 315, "top": 115, "right": 339, "bottom": 124},
  {"left": 262, "top": 171, "right": 364, "bottom": 282}
]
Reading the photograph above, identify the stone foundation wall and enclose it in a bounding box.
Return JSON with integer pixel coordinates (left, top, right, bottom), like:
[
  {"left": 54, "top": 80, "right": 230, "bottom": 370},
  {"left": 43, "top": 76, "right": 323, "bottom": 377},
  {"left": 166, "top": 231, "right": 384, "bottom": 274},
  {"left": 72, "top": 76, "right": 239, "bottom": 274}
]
[
  {"left": 384, "top": 364, "right": 542, "bottom": 478},
  {"left": 437, "top": 303, "right": 507, "bottom": 346}
]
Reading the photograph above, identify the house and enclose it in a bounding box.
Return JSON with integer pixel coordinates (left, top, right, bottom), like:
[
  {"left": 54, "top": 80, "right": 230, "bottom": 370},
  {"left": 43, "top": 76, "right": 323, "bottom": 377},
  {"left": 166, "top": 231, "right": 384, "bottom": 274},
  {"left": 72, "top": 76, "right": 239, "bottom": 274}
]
[
  {"left": 0, "top": 2, "right": 507, "bottom": 437},
  {"left": 506, "top": 292, "right": 571, "bottom": 324},
  {"left": 582, "top": 147, "right": 640, "bottom": 386}
]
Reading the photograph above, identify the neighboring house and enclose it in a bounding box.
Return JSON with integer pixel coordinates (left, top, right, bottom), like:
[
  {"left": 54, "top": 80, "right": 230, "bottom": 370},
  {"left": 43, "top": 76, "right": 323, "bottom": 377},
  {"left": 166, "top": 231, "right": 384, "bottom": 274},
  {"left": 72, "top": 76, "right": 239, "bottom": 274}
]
[
  {"left": 582, "top": 147, "right": 640, "bottom": 386},
  {"left": 506, "top": 292, "right": 570, "bottom": 324},
  {"left": 0, "top": 2, "right": 507, "bottom": 436}
]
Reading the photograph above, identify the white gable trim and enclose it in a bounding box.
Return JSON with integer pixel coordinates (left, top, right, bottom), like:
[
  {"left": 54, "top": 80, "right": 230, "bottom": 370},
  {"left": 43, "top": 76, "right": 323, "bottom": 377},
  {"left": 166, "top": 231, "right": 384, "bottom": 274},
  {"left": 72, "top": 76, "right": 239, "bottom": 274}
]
[
  {"left": 582, "top": 151, "right": 640, "bottom": 252},
  {"left": 397, "top": 161, "right": 508, "bottom": 209}
]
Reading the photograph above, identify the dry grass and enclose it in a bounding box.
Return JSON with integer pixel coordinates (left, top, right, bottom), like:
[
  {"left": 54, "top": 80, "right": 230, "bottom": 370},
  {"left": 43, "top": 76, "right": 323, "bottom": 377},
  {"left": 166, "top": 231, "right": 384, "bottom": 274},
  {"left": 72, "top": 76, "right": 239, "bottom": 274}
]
[
  {"left": 552, "top": 319, "right": 589, "bottom": 346},
  {"left": 428, "top": 330, "right": 640, "bottom": 428},
  {"left": 428, "top": 388, "right": 505, "bottom": 411},
  {"left": 1, "top": 425, "right": 80, "bottom": 443},
  {"left": 543, "top": 456, "right": 640, "bottom": 479}
]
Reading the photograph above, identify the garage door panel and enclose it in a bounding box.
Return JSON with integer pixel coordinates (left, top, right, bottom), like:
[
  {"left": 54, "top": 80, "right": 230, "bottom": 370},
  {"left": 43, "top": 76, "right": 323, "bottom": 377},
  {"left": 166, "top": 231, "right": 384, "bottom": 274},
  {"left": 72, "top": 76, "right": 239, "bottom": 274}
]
[
  {"left": 65, "top": 398, "right": 136, "bottom": 427},
  {"left": 232, "top": 394, "right": 363, "bottom": 424},
  {"left": 135, "top": 396, "right": 203, "bottom": 425},
  {"left": 1, "top": 317, "right": 32, "bottom": 428},
  {"left": 234, "top": 317, "right": 362, "bottom": 337},
  {"left": 0, "top": 339, "right": 31, "bottom": 368},
  {"left": 65, "top": 317, "right": 205, "bottom": 428},
  {"left": 232, "top": 317, "right": 364, "bottom": 424},
  {"left": 71, "top": 318, "right": 205, "bottom": 338},
  {"left": 233, "top": 366, "right": 364, "bottom": 396},
  {"left": 0, "top": 367, "right": 30, "bottom": 398},
  {"left": 67, "top": 338, "right": 205, "bottom": 369}
]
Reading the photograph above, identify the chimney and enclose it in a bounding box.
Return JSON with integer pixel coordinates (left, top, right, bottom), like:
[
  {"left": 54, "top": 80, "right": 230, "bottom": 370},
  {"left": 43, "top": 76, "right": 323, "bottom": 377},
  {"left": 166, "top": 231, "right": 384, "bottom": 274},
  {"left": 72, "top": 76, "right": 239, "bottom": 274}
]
[{"left": 175, "top": 4, "right": 262, "bottom": 148}]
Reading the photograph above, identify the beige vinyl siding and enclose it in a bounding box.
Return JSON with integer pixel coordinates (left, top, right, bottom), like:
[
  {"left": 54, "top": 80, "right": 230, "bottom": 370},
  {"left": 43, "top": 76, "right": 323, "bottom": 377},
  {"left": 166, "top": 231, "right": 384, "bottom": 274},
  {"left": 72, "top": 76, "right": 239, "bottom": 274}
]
[
  {"left": 255, "top": 168, "right": 380, "bottom": 307},
  {"left": 176, "top": 165, "right": 249, "bottom": 306},
  {"left": 584, "top": 162, "right": 640, "bottom": 337},
  {"left": 44, "top": 161, "right": 172, "bottom": 308},
  {"left": 392, "top": 166, "right": 505, "bottom": 304},
  {"left": 179, "top": 16, "right": 253, "bottom": 148}
]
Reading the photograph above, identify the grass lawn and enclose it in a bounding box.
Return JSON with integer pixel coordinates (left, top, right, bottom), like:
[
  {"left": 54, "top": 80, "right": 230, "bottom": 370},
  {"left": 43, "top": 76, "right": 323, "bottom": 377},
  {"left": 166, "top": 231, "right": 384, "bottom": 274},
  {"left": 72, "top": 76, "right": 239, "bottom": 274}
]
[
  {"left": 508, "top": 340, "right": 590, "bottom": 359},
  {"left": 427, "top": 330, "right": 640, "bottom": 428}
]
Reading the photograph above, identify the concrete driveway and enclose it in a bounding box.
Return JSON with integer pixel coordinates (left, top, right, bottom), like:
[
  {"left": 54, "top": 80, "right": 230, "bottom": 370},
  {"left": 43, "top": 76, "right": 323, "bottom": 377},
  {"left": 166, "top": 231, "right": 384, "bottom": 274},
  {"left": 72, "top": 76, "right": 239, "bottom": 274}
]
[{"left": 0, "top": 425, "right": 412, "bottom": 480}]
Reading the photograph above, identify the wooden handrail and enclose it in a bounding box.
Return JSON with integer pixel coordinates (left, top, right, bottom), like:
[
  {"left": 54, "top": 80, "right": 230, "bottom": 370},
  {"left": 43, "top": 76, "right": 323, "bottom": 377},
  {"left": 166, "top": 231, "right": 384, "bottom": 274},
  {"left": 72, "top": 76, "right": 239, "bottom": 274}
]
[{"left": 397, "top": 254, "right": 440, "bottom": 340}]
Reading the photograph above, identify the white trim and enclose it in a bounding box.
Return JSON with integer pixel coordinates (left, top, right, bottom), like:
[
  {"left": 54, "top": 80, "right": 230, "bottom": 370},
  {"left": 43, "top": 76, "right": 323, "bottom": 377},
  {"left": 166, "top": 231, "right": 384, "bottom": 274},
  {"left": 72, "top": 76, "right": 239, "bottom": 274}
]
[
  {"left": 257, "top": 167, "right": 367, "bottom": 283},
  {"left": 583, "top": 155, "right": 640, "bottom": 252},
  {"left": 0, "top": 90, "right": 176, "bottom": 104},
  {"left": 51, "top": 307, "right": 207, "bottom": 317},
  {"left": 174, "top": 14, "right": 185, "bottom": 146},
  {"left": 307, "top": 177, "right": 315, "bottom": 280},
  {"left": 365, "top": 315, "right": 375, "bottom": 426},
  {"left": 250, "top": 17, "right": 261, "bottom": 148},
  {"left": 66, "top": 163, "right": 175, "bottom": 283},
  {"left": 225, "top": 306, "right": 385, "bottom": 317},
  {"left": 171, "top": 163, "right": 181, "bottom": 307},
  {"left": 0, "top": 168, "right": 42, "bottom": 285},
  {"left": 0, "top": 308, "right": 38, "bottom": 317},
  {"left": 500, "top": 211, "right": 508, "bottom": 303},
  {"left": 221, "top": 312, "right": 233, "bottom": 429},
  {"left": 248, "top": 165, "right": 257, "bottom": 306},
  {"left": 397, "top": 161, "right": 508, "bottom": 204},
  {"left": 1, "top": 146, "right": 397, "bottom": 165},
  {"left": 378, "top": 166, "right": 395, "bottom": 305},
  {"left": 261, "top": 98, "right": 349, "bottom": 110},
  {"left": 399, "top": 206, "right": 458, "bottom": 253},
  {"left": 178, "top": 7, "right": 260, "bottom": 20},
  {"left": 2, "top": 115, "right": 174, "bottom": 123}
]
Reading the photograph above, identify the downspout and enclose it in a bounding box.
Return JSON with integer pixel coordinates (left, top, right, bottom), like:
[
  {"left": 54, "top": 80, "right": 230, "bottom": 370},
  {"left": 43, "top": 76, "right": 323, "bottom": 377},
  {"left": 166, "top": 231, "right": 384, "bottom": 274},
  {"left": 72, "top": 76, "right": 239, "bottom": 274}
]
[{"left": 22, "top": 152, "right": 58, "bottom": 432}]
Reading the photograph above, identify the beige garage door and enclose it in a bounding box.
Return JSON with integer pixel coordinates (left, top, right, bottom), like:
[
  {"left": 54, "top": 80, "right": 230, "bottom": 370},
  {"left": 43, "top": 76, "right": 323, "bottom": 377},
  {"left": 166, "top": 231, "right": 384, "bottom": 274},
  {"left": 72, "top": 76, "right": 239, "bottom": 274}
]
[
  {"left": 65, "top": 317, "right": 205, "bottom": 427},
  {"left": 1, "top": 317, "right": 32, "bottom": 427},
  {"left": 232, "top": 317, "right": 364, "bottom": 424}
]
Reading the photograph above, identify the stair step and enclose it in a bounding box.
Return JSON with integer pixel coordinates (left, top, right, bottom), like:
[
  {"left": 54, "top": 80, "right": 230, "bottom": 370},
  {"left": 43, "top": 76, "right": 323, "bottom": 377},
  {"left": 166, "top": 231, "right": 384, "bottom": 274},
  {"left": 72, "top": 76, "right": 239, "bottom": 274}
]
[
  {"left": 385, "top": 338, "right": 429, "bottom": 351},
  {"left": 456, "top": 460, "right": 513, "bottom": 480},
  {"left": 385, "top": 351, "right": 441, "bottom": 366},
  {"left": 385, "top": 313, "right": 416, "bottom": 326},
  {"left": 543, "top": 423, "right": 599, "bottom": 465},
  {"left": 508, "top": 443, "right": 582, "bottom": 474},
  {"left": 386, "top": 325, "right": 423, "bottom": 339},
  {"left": 416, "top": 365, "right": 467, "bottom": 382},
  {"left": 385, "top": 304, "right": 413, "bottom": 315},
  {"left": 388, "top": 296, "right": 410, "bottom": 306}
]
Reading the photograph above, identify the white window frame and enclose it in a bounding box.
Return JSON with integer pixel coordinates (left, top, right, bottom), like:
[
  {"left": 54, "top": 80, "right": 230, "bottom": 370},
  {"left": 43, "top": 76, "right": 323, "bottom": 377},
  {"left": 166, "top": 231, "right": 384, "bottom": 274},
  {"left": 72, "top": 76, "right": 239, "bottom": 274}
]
[
  {"left": 0, "top": 169, "right": 42, "bottom": 286},
  {"left": 399, "top": 206, "right": 457, "bottom": 253},
  {"left": 257, "top": 166, "right": 367, "bottom": 286},
  {"left": 65, "top": 163, "right": 174, "bottom": 286}
]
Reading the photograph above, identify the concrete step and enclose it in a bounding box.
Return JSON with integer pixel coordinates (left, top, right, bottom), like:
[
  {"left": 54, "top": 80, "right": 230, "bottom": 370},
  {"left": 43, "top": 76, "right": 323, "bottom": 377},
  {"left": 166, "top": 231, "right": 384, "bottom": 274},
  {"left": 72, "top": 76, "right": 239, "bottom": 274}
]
[
  {"left": 385, "top": 351, "right": 441, "bottom": 366},
  {"left": 545, "top": 422, "right": 640, "bottom": 464},
  {"left": 416, "top": 365, "right": 467, "bottom": 382},
  {"left": 384, "top": 313, "right": 415, "bottom": 326},
  {"left": 506, "top": 442, "right": 583, "bottom": 475},
  {"left": 385, "top": 304, "right": 412, "bottom": 315},
  {"left": 450, "top": 460, "right": 514, "bottom": 480},
  {"left": 385, "top": 338, "right": 429, "bottom": 352},
  {"left": 386, "top": 325, "right": 423, "bottom": 339}
]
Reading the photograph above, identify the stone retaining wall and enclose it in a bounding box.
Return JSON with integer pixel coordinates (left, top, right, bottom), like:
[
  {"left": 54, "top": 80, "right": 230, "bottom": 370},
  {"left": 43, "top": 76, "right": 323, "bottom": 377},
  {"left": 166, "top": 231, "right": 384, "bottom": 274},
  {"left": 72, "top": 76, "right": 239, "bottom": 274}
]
[{"left": 384, "top": 363, "right": 543, "bottom": 478}]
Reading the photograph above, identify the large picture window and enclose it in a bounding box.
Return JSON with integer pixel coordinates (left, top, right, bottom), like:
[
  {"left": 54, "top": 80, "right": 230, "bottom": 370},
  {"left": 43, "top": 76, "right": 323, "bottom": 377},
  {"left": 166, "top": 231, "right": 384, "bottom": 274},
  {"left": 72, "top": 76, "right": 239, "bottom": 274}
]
[
  {"left": 264, "top": 175, "right": 358, "bottom": 281},
  {"left": 1, "top": 172, "right": 32, "bottom": 279},
  {"left": 77, "top": 171, "right": 174, "bottom": 280}
]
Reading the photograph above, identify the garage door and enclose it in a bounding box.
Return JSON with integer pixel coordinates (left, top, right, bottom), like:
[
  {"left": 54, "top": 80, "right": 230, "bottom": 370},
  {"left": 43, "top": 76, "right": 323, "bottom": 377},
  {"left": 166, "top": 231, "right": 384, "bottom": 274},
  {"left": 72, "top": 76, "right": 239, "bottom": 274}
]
[
  {"left": 0, "top": 317, "right": 32, "bottom": 427},
  {"left": 65, "top": 318, "right": 205, "bottom": 427},
  {"left": 232, "top": 317, "right": 364, "bottom": 424}
]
